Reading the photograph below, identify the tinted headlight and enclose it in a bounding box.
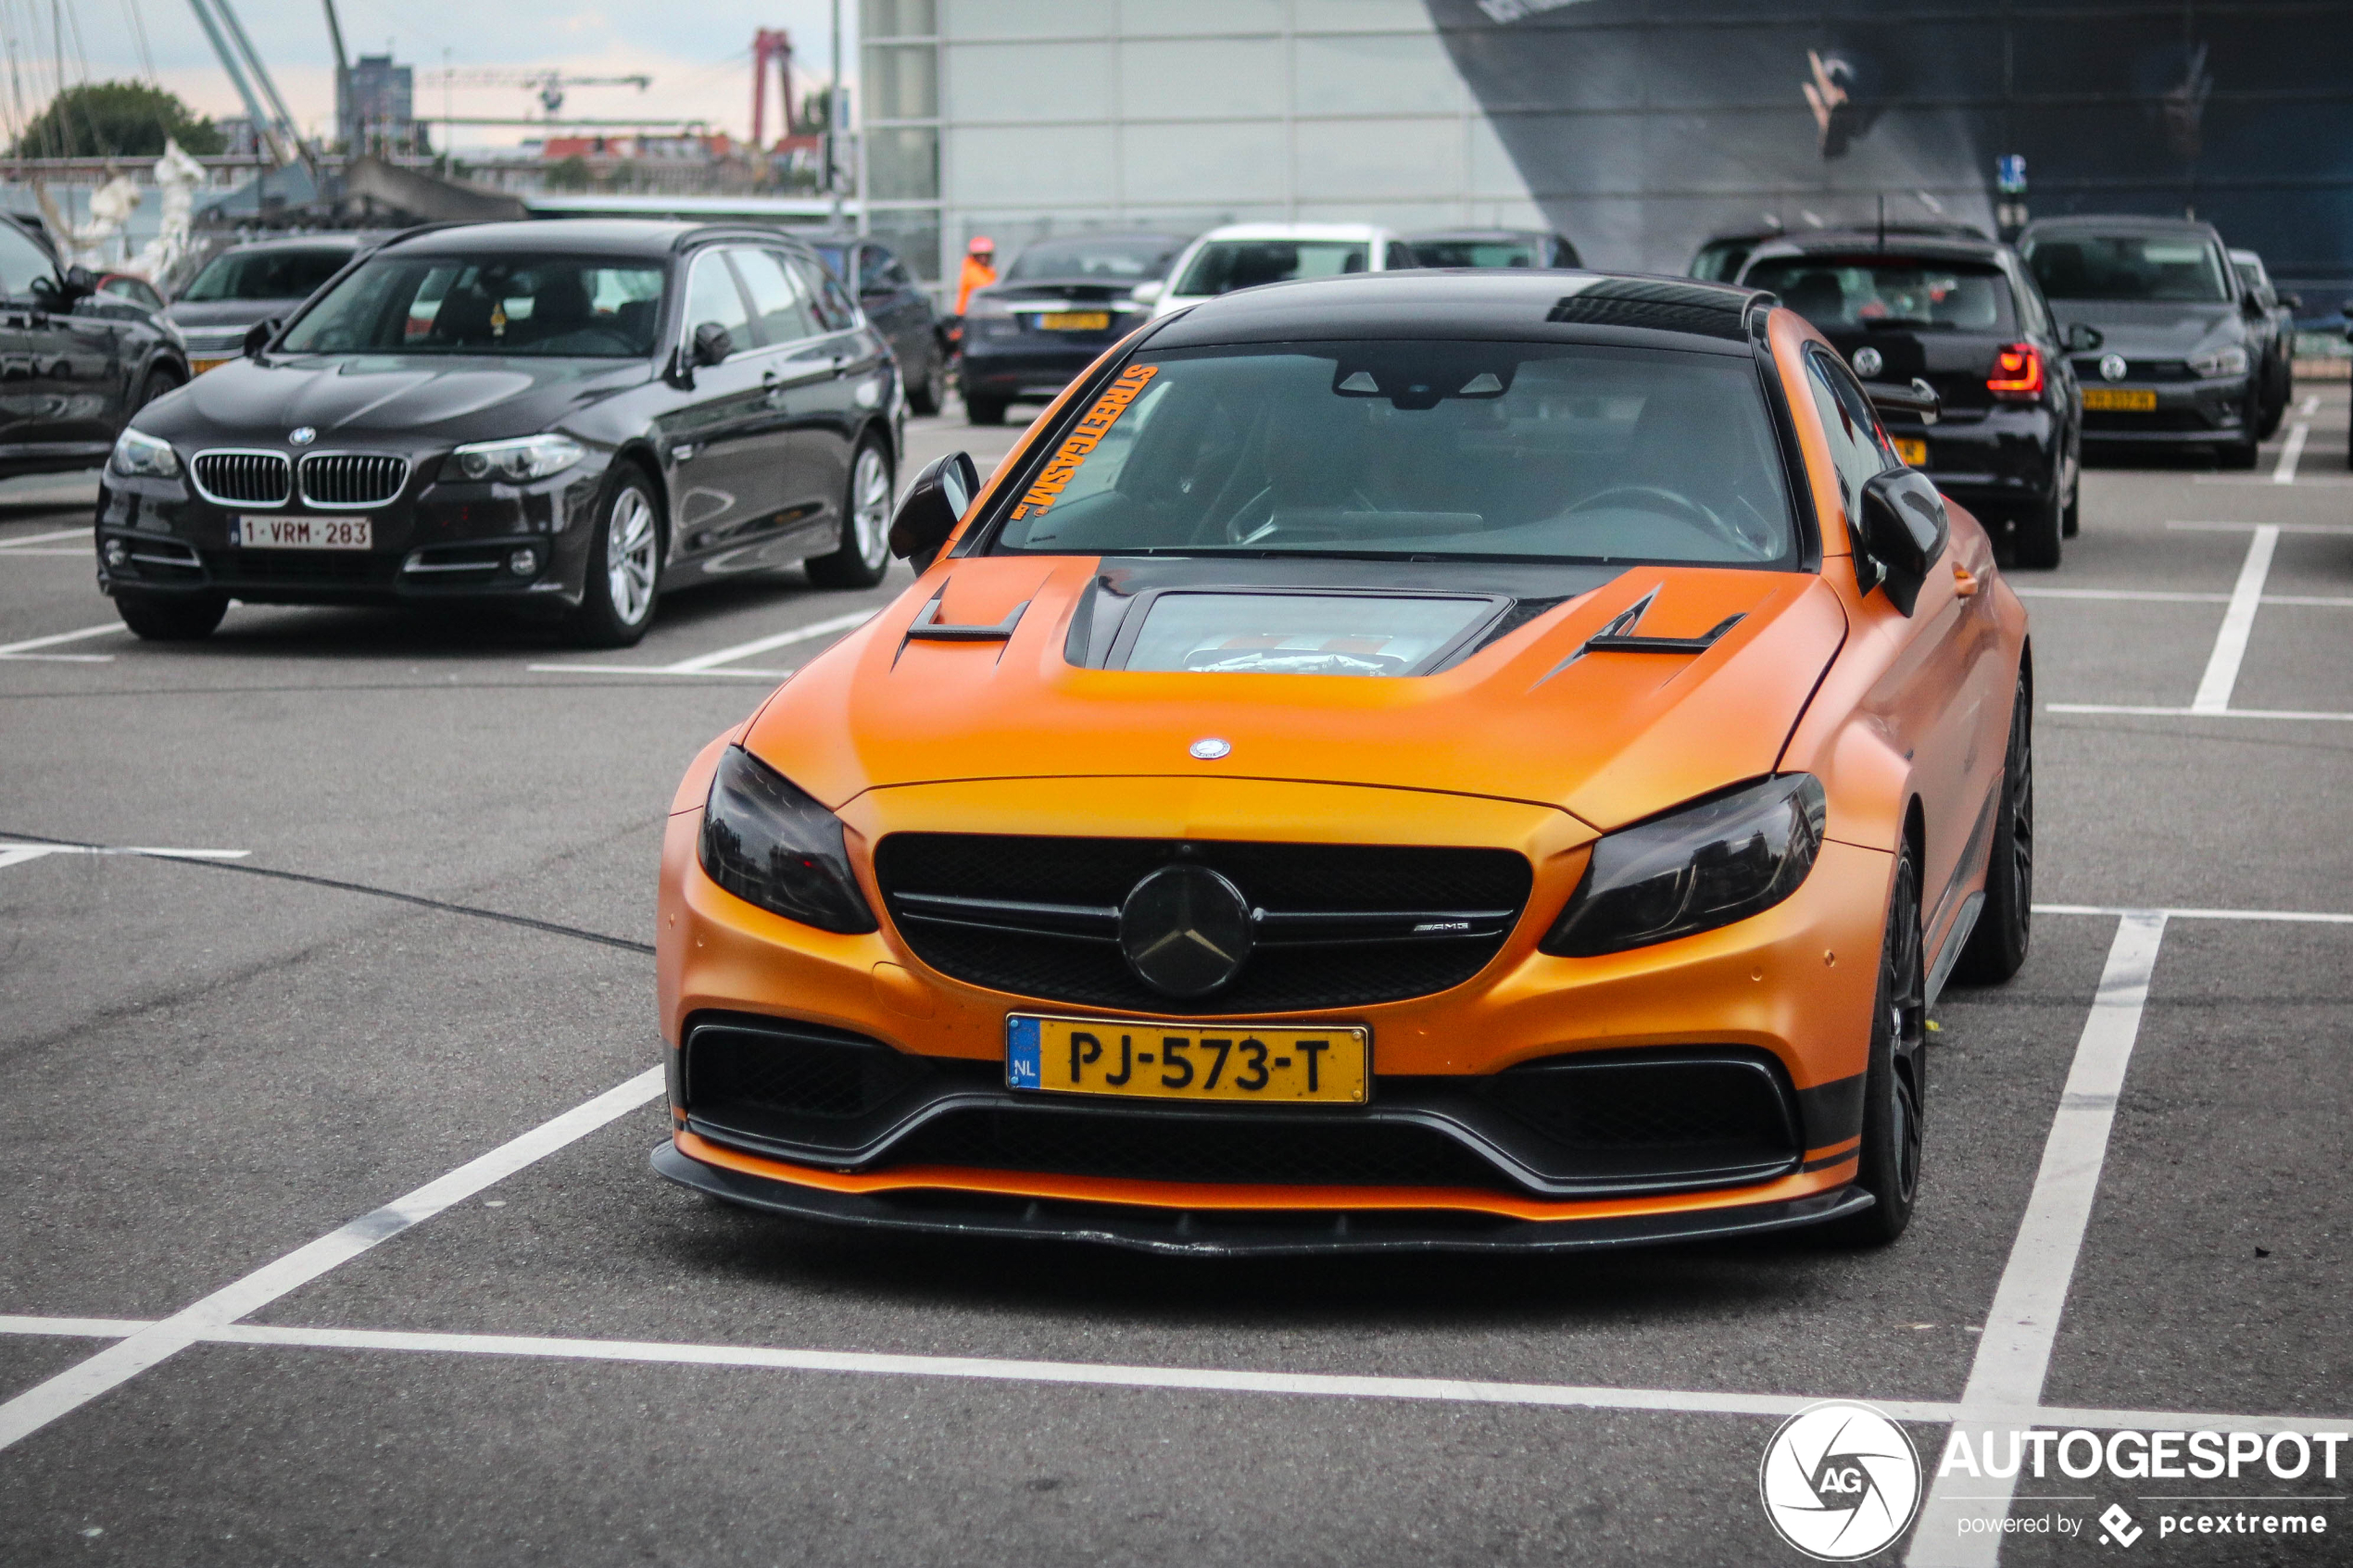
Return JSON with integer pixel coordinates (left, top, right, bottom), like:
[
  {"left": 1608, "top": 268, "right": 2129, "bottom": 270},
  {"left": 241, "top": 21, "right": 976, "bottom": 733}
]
[
  {"left": 108, "top": 428, "right": 179, "bottom": 478},
  {"left": 1541, "top": 775, "right": 1827, "bottom": 957},
  {"left": 698, "top": 746, "right": 877, "bottom": 934},
  {"left": 449, "top": 433, "right": 584, "bottom": 483},
  {"left": 2189, "top": 345, "right": 2249, "bottom": 379}
]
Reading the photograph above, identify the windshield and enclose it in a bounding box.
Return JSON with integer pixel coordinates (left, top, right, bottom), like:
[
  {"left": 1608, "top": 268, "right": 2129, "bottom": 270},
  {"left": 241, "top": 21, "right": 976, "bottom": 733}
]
[
  {"left": 1174, "top": 241, "right": 1369, "bottom": 296},
  {"left": 182, "top": 246, "right": 352, "bottom": 303},
  {"left": 988, "top": 341, "right": 1796, "bottom": 568},
  {"left": 1691, "top": 240, "right": 1758, "bottom": 283},
  {"left": 1413, "top": 239, "right": 1543, "bottom": 269},
  {"left": 1742, "top": 257, "right": 2013, "bottom": 332},
  {"left": 2022, "top": 232, "right": 2231, "bottom": 303},
  {"left": 1007, "top": 235, "right": 1183, "bottom": 282},
  {"left": 279, "top": 255, "right": 668, "bottom": 358}
]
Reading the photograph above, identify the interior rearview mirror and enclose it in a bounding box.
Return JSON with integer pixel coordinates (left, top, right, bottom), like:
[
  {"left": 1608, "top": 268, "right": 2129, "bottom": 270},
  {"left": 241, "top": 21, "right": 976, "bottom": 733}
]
[
  {"left": 1857, "top": 469, "right": 1948, "bottom": 616},
  {"left": 692, "top": 321, "right": 734, "bottom": 367},
  {"left": 243, "top": 317, "right": 282, "bottom": 358},
  {"left": 2064, "top": 321, "right": 2103, "bottom": 353},
  {"left": 888, "top": 450, "right": 980, "bottom": 571}
]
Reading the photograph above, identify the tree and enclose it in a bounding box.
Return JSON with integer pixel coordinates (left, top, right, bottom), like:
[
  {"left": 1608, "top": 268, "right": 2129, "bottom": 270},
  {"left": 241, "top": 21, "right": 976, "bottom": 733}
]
[{"left": 11, "top": 82, "right": 226, "bottom": 159}]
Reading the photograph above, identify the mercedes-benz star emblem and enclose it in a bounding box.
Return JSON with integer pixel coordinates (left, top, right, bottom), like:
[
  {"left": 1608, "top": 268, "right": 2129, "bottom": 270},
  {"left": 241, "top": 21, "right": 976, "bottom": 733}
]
[
  {"left": 1118, "top": 864, "right": 1253, "bottom": 997},
  {"left": 1189, "top": 737, "right": 1231, "bottom": 759},
  {"left": 2098, "top": 354, "right": 2128, "bottom": 383},
  {"left": 289, "top": 426, "right": 317, "bottom": 445},
  {"left": 1851, "top": 346, "right": 1882, "bottom": 379}
]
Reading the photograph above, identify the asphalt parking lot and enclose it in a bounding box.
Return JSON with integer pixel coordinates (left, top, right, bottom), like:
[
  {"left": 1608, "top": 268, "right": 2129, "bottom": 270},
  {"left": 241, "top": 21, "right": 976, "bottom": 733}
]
[{"left": 3, "top": 391, "right": 2349, "bottom": 1566}]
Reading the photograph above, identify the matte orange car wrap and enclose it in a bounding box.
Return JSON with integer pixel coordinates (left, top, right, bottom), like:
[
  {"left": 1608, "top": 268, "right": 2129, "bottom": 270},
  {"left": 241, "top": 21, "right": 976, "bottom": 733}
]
[{"left": 653, "top": 286, "right": 2028, "bottom": 1248}]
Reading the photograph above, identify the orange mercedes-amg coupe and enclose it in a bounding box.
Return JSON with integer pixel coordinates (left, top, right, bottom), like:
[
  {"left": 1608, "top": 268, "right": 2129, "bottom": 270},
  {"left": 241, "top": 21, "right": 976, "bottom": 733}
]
[{"left": 653, "top": 270, "right": 2032, "bottom": 1255}]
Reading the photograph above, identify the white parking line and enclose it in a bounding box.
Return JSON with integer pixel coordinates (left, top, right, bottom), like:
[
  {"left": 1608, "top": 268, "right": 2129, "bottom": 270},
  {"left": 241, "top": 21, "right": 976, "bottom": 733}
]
[
  {"left": 2192, "top": 525, "right": 2278, "bottom": 713},
  {"left": 0, "top": 527, "right": 90, "bottom": 548},
  {"left": 2034, "top": 903, "right": 2353, "bottom": 924},
  {"left": 0, "top": 621, "right": 120, "bottom": 660},
  {"left": 0, "top": 1314, "right": 2342, "bottom": 1442},
  {"left": 2271, "top": 423, "right": 2309, "bottom": 483},
  {"left": 0, "top": 843, "right": 249, "bottom": 870},
  {"left": 0, "top": 1066, "right": 662, "bottom": 1454},
  {"left": 2048, "top": 703, "right": 2353, "bottom": 722},
  {"left": 2013, "top": 588, "right": 2353, "bottom": 606},
  {"left": 530, "top": 608, "right": 877, "bottom": 679},
  {"left": 2299, "top": 394, "right": 2322, "bottom": 417},
  {"left": 1908, "top": 912, "right": 2169, "bottom": 1566},
  {"left": 2170, "top": 521, "right": 2353, "bottom": 534}
]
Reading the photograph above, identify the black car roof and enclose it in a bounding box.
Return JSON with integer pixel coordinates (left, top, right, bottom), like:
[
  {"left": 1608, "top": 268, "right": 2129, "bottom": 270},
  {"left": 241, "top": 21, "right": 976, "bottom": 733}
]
[
  {"left": 1743, "top": 230, "right": 2010, "bottom": 267},
  {"left": 2019, "top": 215, "right": 2221, "bottom": 239},
  {"left": 1146, "top": 270, "right": 1768, "bottom": 353}
]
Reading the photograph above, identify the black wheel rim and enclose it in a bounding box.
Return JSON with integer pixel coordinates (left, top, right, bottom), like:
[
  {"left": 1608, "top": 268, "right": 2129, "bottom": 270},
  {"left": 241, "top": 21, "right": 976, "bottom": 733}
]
[
  {"left": 2009, "top": 686, "right": 2034, "bottom": 932},
  {"left": 1886, "top": 856, "right": 1927, "bottom": 1205}
]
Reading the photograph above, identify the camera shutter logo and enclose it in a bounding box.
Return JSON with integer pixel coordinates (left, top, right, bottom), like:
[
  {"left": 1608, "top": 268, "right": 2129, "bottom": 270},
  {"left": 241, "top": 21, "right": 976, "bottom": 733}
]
[
  {"left": 1758, "top": 1400, "right": 1922, "bottom": 1561},
  {"left": 1852, "top": 346, "right": 1883, "bottom": 380}
]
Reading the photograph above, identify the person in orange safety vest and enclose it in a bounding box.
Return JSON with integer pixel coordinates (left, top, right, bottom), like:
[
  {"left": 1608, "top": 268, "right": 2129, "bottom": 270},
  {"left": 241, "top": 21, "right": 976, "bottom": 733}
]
[{"left": 954, "top": 235, "right": 998, "bottom": 317}]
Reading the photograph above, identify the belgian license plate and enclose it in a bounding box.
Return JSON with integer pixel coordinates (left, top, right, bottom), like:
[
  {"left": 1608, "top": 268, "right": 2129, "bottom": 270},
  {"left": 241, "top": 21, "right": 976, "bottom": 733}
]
[
  {"left": 1893, "top": 436, "right": 1929, "bottom": 467},
  {"left": 1036, "top": 310, "right": 1111, "bottom": 332},
  {"left": 2083, "top": 387, "right": 2157, "bottom": 412},
  {"left": 239, "top": 515, "right": 371, "bottom": 549},
  {"left": 1007, "top": 1013, "right": 1368, "bottom": 1104}
]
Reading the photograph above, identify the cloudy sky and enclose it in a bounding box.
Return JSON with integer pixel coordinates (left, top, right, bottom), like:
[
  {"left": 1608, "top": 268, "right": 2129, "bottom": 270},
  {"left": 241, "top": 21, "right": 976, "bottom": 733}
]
[{"left": 1, "top": 0, "right": 859, "bottom": 149}]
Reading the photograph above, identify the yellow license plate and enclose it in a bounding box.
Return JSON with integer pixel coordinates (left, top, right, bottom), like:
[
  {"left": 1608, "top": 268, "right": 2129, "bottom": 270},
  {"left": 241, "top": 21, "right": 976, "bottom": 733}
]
[
  {"left": 1893, "top": 436, "right": 1928, "bottom": 467},
  {"left": 1036, "top": 311, "right": 1111, "bottom": 332},
  {"left": 1007, "top": 1013, "right": 1368, "bottom": 1104},
  {"left": 2083, "top": 387, "right": 2157, "bottom": 412}
]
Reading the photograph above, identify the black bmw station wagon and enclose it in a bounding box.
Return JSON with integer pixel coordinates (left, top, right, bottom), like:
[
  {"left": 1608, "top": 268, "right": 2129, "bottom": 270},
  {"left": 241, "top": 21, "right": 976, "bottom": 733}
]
[{"left": 96, "top": 220, "right": 904, "bottom": 645}]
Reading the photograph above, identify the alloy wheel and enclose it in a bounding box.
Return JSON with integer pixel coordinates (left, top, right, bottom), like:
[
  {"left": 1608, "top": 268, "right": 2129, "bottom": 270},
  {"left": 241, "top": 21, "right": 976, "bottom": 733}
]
[
  {"left": 850, "top": 446, "right": 892, "bottom": 571},
  {"left": 606, "top": 487, "right": 658, "bottom": 626},
  {"left": 1884, "top": 857, "right": 1927, "bottom": 1206}
]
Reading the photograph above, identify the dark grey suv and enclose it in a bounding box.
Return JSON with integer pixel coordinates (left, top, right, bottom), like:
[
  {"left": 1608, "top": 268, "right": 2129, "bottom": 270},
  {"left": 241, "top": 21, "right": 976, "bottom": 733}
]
[{"left": 2020, "top": 216, "right": 2264, "bottom": 468}]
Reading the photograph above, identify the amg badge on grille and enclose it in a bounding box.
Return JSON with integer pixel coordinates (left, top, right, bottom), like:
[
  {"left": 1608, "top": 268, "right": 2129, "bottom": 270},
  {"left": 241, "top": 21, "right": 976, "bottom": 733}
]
[{"left": 1118, "top": 865, "right": 1253, "bottom": 997}]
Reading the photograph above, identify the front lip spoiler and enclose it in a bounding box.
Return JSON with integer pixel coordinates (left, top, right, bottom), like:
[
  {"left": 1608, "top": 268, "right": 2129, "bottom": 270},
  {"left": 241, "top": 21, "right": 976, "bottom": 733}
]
[{"left": 651, "top": 1140, "right": 1872, "bottom": 1257}]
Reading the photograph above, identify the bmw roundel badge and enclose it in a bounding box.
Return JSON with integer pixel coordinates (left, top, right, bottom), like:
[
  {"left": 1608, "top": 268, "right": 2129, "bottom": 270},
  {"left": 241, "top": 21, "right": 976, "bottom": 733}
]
[{"left": 289, "top": 426, "right": 317, "bottom": 445}]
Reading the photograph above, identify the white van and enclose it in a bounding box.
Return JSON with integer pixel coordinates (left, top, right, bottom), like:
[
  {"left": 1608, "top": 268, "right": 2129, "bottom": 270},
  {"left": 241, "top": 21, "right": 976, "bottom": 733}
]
[{"left": 1146, "top": 222, "right": 1418, "bottom": 320}]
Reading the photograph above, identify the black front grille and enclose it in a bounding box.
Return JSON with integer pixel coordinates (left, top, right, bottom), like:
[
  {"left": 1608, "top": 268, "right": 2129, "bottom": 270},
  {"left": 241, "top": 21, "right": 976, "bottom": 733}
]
[
  {"left": 687, "top": 1017, "right": 937, "bottom": 1123},
  {"left": 212, "top": 549, "right": 375, "bottom": 582},
  {"left": 874, "top": 834, "right": 1533, "bottom": 1013},
  {"left": 1483, "top": 1053, "right": 1796, "bottom": 1156},
  {"left": 880, "top": 1103, "right": 1517, "bottom": 1191},
  {"left": 193, "top": 450, "right": 291, "bottom": 505},
  {"left": 300, "top": 453, "right": 408, "bottom": 508},
  {"left": 2072, "top": 358, "right": 2196, "bottom": 383}
]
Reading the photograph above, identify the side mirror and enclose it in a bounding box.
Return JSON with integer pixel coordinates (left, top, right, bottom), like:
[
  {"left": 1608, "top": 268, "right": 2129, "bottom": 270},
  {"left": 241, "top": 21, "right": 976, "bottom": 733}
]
[
  {"left": 887, "top": 450, "right": 980, "bottom": 571},
  {"left": 1129, "top": 281, "right": 1164, "bottom": 306},
  {"left": 2064, "top": 321, "right": 2103, "bottom": 353},
  {"left": 1863, "top": 376, "right": 1941, "bottom": 427},
  {"left": 2281, "top": 293, "right": 2302, "bottom": 311},
  {"left": 243, "top": 317, "right": 282, "bottom": 358},
  {"left": 1856, "top": 469, "right": 1947, "bottom": 616},
  {"left": 2242, "top": 295, "right": 2267, "bottom": 320},
  {"left": 692, "top": 320, "right": 734, "bottom": 367},
  {"left": 62, "top": 264, "right": 96, "bottom": 296}
]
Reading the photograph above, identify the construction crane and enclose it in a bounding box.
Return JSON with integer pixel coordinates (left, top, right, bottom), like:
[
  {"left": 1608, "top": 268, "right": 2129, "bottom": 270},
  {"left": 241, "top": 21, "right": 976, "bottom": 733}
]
[
  {"left": 418, "top": 69, "right": 651, "bottom": 118},
  {"left": 186, "top": 0, "right": 307, "bottom": 167}
]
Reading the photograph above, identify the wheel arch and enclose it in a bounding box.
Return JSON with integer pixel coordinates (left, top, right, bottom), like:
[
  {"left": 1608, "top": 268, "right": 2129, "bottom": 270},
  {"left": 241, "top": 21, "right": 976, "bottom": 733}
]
[{"left": 606, "top": 441, "right": 671, "bottom": 559}]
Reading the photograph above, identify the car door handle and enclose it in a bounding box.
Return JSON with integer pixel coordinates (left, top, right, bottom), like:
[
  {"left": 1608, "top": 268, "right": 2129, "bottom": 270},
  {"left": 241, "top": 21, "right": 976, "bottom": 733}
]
[{"left": 1952, "top": 562, "right": 1980, "bottom": 597}]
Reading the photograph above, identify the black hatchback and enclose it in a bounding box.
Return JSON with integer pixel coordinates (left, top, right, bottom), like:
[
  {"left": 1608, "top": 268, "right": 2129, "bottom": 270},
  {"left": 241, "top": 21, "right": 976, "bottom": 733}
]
[
  {"left": 1740, "top": 231, "right": 2087, "bottom": 567},
  {"left": 96, "top": 220, "right": 903, "bottom": 645}
]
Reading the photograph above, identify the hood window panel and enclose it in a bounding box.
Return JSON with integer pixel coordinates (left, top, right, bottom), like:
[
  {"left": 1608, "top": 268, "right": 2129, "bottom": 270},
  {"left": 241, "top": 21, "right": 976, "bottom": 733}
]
[{"left": 1119, "top": 591, "right": 1500, "bottom": 677}]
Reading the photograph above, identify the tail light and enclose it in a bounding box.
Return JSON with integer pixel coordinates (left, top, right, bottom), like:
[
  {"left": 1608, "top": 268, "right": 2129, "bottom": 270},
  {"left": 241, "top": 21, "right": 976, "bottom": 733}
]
[{"left": 1987, "top": 341, "right": 2045, "bottom": 401}]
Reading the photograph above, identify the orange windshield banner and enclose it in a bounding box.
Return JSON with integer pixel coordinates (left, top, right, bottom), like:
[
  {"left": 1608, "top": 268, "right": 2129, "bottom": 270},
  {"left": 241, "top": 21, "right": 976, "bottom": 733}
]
[{"left": 1010, "top": 363, "right": 1159, "bottom": 521}]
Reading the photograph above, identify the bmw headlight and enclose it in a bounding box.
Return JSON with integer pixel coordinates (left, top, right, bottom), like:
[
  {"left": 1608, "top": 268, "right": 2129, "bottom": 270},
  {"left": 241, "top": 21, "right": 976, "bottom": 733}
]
[
  {"left": 1541, "top": 775, "right": 1827, "bottom": 957},
  {"left": 698, "top": 746, "right": 877, "bottom": 934},
  {"left": 108, "top": 428, "right": 179, "bottom": 479},
  {"left": 2189, "top": 345, "right": 2249, "bottom": 379},
  {"left": 449, "top": 433, "right": 585, "bottom": 483}
]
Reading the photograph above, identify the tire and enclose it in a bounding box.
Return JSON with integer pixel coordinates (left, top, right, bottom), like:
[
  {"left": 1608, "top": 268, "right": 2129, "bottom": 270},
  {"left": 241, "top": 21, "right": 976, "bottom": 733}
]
[
  {"left": 805, "top": 441, "right": 893, "bottom": 590},
  {"left": 2061, "top": 474, "right": 2081, "bottom": 539},
  {"left": 1951, "top": 662, "right": 2033, "bottom": 985},
  {"left": 115, "top": 589, "right": 226, "bottom": 641},
  {"left": 567, "top": 467, "right": 661, "bottom": 648},
  {"left": 906, "top": 343, "right": 947, "bottom": 416},
  {"left": 132, "top": 366, "right": 182, "bottom": 413},
  {"left": 1828, "top": 838, "right": 1928, "bottom": 1247},
  {"left": 964, "top": 395, "right": 1009, "bottom": 427},
  {"left": 2011, "top": 485, "right": 2063, "bottom": 570}
]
